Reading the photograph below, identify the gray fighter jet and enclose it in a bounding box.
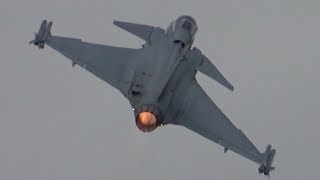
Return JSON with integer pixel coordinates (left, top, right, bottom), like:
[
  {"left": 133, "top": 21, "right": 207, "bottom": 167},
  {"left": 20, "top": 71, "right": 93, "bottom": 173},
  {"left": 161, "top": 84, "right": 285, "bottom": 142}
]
[{"left": 30, "top": 16, "right": 275, "bottom": 176}]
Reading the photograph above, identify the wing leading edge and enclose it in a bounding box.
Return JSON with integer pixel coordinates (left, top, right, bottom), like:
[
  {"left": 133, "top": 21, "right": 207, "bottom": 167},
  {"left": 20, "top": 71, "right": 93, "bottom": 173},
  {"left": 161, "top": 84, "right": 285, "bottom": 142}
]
[
  {"left": 173, "top": 79, "right": 275, "bottom": 175},
  {"left": 31, "top": 20, "right": 141, "bottom": 96}
]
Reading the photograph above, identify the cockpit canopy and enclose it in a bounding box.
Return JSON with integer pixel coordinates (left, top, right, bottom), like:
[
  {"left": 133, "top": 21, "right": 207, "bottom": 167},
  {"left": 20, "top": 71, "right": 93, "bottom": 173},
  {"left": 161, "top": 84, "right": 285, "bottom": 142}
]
[
  {"left": 167, "top": 16, "right": 198, "bottom": 47},
  {"left": 174, "top": 16, "right": 198, "bottom": 36}
]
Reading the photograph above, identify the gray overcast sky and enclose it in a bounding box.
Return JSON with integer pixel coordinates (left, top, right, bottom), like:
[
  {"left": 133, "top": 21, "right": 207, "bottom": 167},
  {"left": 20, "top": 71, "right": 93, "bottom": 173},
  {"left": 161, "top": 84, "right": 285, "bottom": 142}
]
[{"left": 1, "top": 0, "right": 319, "bottom": 179}]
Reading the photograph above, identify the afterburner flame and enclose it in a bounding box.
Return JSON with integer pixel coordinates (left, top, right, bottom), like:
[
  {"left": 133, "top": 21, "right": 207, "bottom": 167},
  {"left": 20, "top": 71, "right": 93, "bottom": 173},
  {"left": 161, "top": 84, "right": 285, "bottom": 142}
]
[
  {"left": 136, "top": 112, "right": 157, "bottom": 132},
  {"left": 139, "top": 112, "right": 156, "bottom": 125}
]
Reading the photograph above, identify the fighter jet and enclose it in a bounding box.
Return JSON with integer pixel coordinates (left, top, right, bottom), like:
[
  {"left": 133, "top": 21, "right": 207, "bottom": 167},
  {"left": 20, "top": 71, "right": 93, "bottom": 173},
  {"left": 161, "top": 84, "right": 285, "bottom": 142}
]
[{"left": 30, "top": 16, "right": 275, "bottom": 176}]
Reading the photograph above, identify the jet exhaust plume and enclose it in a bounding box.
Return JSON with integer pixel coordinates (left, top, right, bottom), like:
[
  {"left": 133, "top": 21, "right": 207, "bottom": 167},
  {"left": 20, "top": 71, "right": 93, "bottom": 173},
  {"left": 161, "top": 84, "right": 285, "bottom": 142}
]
[{"left": 136, "top": 112, "right": 157, "bottom": 132}]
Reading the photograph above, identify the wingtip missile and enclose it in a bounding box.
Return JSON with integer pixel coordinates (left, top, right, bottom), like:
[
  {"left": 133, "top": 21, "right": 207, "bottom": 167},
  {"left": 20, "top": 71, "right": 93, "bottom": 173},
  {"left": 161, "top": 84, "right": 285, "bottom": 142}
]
[
  {"left": 258, "top": 145, "right": 276, "bottom": 176},
  {"left": 30, "top": 20, "right": 53, "bottom": 49}
]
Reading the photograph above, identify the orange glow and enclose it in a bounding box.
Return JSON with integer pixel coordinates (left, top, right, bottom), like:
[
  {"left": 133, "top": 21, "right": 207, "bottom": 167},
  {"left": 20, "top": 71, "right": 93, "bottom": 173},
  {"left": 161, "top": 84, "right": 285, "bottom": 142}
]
[
  {"left": 139, "top": 112, "right": 157, "bottom": 125},
  {"left": 137, "top": 112, "right": 157, "bottom": 132}
]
